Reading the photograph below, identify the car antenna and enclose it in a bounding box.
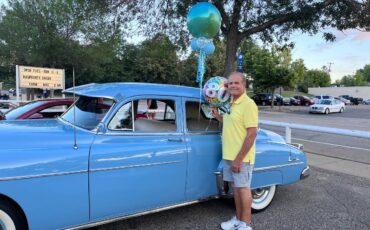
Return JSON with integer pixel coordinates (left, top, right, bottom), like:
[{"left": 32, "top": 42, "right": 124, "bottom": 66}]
[{"left": 73, "top": 67, "right": 78, "bottom": 150}]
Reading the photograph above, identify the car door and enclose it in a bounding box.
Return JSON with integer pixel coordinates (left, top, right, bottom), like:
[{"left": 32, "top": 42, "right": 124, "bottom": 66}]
[
  {"left": 183, "top": 98, "right": 222, "bottom": 200},
  {"left": 89, "top": 96, "right": 187, "bottom": 221}
]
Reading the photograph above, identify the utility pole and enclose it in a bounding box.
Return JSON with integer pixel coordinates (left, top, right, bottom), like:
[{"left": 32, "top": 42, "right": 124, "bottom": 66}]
[{"left": 328, "top": 62, "right": 334, "bottom": 73}]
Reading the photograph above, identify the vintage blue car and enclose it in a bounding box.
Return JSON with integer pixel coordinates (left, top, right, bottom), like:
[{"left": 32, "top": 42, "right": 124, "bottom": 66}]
[{"left": 0, "top": 83, "right": 309, "bottom": 230}]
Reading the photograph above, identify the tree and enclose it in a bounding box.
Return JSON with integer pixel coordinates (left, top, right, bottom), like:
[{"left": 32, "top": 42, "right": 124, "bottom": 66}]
[
  {"left": 247, "top": 45, "right": 293, "bottom": 94},
  {"left": 136, "top": 34, "right": 180, "bottom": 84},
  {"left": 298, "top": 69, "right": 331, "bottom": 93},
  {"left": 356, "top": 64, "right": 370, "bottom": 83},
  {"left": 113, "top": 0, "right": 370, "bottom": 77},
  {"left": 290, "top": 59, "right": 306, "bottom": 89},
  {"left": 337, "top": 73, "right": 367, "bottom": 86},
  {"left": 0, "top": 0, "right": 121, "bottom": 86}
]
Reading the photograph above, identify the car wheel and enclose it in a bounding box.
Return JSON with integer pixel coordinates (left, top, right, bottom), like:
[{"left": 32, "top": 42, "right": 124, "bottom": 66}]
[
  {"left": 252, "top": 185, "right": 276, "bottom": 212},
  {"left": 262, "top": 101, "right": 266, "bottom": 106},
  {"left": 325, "top": 108, "right": 329, "bottom": 114},
  {"left": 0, "top": 200, "right": 27, "bottom": 230},
  {"left": 305, "top": 102, "right": 309, "bottom": 106},
  {"left": 339, "top": 107, "right": 344, "bottom": 113}
]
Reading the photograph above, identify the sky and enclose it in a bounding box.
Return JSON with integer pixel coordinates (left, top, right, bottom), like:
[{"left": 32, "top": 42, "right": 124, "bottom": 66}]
[
  {"left": 1, "top": 1, "right": 369, "bottom": 83},
  {"left": 290, "top": 29, "right": 370, "bottom": 82}
]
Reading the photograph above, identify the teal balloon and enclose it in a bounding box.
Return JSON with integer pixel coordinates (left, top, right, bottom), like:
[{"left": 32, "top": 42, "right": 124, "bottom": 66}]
[{"left": 187, "top": 2, "right": 221, "bottom": 39}]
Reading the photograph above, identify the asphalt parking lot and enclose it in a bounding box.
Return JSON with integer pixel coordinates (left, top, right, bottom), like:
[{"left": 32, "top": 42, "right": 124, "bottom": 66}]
[
  {"left": 92, "top": 106, "right": 370, "bottom": 230},
  {"left": 93, "top": 167, "right": 370, "bottom": 230}
]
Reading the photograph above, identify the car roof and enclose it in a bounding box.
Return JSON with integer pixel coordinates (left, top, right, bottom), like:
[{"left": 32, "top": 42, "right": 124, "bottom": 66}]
[{"left": 64, "top": 82, "right": 202, "bottom": 101}]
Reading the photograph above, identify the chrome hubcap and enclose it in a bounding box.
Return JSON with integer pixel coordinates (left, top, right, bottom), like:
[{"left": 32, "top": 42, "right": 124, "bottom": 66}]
[{"left": 252, "top": 187, "right": 270, "bottom": 203}]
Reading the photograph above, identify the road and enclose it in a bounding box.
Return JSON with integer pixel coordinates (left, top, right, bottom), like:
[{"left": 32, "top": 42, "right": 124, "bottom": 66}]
[{"left": 259, "top": 107, "right": 370, "bottom": 179}]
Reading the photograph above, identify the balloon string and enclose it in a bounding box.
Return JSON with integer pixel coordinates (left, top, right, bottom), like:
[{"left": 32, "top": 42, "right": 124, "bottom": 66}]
[{"left": 198, "top": 50, "right": 206, "bottom": 121}]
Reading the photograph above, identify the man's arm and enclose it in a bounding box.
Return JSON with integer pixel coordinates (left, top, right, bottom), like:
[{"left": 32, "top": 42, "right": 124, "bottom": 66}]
[{"left": 231, "top": 127, "right": 257, "bottom": 173}]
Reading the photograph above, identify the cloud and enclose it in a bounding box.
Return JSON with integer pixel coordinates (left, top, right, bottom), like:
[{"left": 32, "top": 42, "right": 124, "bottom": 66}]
[{"left": 352, "top": 32, "right": 370, "bottom": 41}]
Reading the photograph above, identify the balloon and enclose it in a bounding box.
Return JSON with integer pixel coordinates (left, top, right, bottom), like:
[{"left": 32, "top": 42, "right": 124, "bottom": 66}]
[
  {"left": 203, "top": 76, "right": 230, "bottom": 108},
  {"left": 191, "top": 38, "right": 199, "bottom": 51},
  {"left": 187, "top": 2, "right": 221, "bottom": 39},
  {"left": 203, "top": 42, "right": 215, "bottom": 55}
]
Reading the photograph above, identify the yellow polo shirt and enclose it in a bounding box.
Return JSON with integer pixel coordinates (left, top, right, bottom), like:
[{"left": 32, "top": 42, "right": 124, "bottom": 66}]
[{"left": 222, "top": 93, "right": 258, "bottom": 164}]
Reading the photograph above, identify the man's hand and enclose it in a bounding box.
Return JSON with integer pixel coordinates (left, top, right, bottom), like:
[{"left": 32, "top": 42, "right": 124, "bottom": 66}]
[
  {"left": 210, "top": 107, "right": 219, "bottom": 117},
  {"left": 211, "top": 107, "right": 223, "bottom": 122},
  {"left": 231, "top": 159, "right": 242, "bottom": 173}
]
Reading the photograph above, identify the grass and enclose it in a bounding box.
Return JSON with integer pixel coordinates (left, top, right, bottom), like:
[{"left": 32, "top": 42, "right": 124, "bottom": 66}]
[
  {"left": 247, "top": 90, "right": 313, "bottom": 97},
  {"left": 279, "top": 91, "right": 313, "bottom": 97}
]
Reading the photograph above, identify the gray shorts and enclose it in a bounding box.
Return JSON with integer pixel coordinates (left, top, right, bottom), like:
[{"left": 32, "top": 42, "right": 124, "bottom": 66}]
[{"left": 223, "top": 160, "right": 254, "bottom": 188}]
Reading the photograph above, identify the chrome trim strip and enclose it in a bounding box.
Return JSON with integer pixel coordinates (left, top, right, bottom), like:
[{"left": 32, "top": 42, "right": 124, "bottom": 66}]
[
  {"left": 0, "top": 170, "right": 88, "bottom": 181},
  {"left": 254, "top": 162, "right": 304, "bottom": 172},
  {"left": 90, "top": 160, "right": 183, "bottom": 173},
  {"left": 99, "top": 132, "right": 184, "bottom": 136},
  {"left": 185, "top": 131, "right": 221, "bottom": 135},
  {"left": 64, "top": 198, "right": 216, "bottom": 230}
]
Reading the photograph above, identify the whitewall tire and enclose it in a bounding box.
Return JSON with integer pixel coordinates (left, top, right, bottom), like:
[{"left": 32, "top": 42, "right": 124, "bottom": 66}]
[
  {"left": 0, "top": 209, "right": 16, "bottom": 230},
  {"left": 0, "top": 200, "right": 27, "bottom": 230},
  {"left": 252, "top": 185, "right": 276, "bottom": 211}
]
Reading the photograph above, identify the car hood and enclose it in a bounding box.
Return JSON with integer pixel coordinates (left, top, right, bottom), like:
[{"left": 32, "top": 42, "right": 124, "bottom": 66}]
[
  {"left": 0, "top": 118, "right": 94, "bottom": 150},
  {"left": 257, "top": 128, "right": 285, "bottom": 143},
  {"left": 0, "top": 119, "right": 94, "bottom": 179},
  {"left": 311, "top": 104, "right": 327, "bottom": 108}
]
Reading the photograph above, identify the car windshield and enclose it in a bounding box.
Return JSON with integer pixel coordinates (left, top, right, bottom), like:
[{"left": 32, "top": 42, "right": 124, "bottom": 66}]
[
  {"left": 60, "top": 96, "right": 114, "bottom": 130},
  {"left": 322, "top": 96, "right": 331, "bottom": 99},
  {"left": 319, "top": 100, "right": 332, "bottom": 105},
  {"left": 5, "top": 101, "right": 45, "bottom": 119}
]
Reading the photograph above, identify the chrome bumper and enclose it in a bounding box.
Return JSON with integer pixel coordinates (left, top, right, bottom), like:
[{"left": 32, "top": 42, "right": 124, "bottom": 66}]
[{"left": 300, "top": 166, "right": 310, "bottom": 180}]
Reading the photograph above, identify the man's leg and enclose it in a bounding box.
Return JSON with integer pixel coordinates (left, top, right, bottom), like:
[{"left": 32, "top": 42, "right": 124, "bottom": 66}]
[
  {"left": 233, "top": 184, "right": 241, "bottom": 220},
  {"left": 239, "top": 187, "right": 252, "bottom": 224}
]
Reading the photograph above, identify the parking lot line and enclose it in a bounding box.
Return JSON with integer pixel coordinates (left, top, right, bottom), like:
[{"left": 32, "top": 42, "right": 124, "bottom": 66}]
[{"left": 292, "top": 137, "right": 370, "bottom": 152}]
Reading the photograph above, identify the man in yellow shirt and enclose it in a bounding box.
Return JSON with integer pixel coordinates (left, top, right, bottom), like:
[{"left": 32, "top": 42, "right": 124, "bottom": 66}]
[{"left": 212, "top": 72, "right": 258, "bottom": 230}]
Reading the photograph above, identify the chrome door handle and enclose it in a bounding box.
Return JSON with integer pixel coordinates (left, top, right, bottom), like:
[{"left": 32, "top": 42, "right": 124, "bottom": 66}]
[{"left": 167, "top": 138, "right": 183, "bottom": 142}]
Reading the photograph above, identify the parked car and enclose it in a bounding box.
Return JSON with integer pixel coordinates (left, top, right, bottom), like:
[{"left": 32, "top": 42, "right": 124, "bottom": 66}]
[
  {"left": 282, "top": 97, "right": 291, "bottom": 105},
  {"left": 0, "top": 93, "right": 10, "bottom": 100},
  {"left": 0, "top": 100, "right": 18, "bottom": 114},
  {"left": 252, "top": 93, "right": 284, "bottom": 106},
  {"left": 0, "top": 83, "right": 309, "bottom": 230},
  {"left": 363, "top": 99, "right": 370, "bottom": 105},
  {"left": 335, "top": 97, "right": 351, "bottom": 105},
  {"left": 289, "top": 97, "right": 301, "bottom": 106},
  {"left": 309, "top": 99, "right": 345, "bottom": 114},
  {"left": 293, "top": 95, "right": 314, "bottom": 106},
  {"left": 313, "top": 95, "right": 334, "bottom": 103},
  {"left": 338, "top": 95, "right": 363, "bottom": 105},
  {"left": 2, "top": 98, "right": 73, "bottom": 120}
]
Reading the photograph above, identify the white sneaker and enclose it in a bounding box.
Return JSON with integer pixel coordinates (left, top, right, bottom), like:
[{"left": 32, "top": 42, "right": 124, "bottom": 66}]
[
  {"left": 236, "top": 221, "right": 252, "bottom": 230},
  {"left": 221, "top": 216, "right": 240, "bottom": 230}
]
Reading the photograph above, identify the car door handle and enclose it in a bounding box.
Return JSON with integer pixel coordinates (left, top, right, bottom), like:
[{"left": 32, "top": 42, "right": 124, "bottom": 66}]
[{"left": 167, "top": 138, "right": 183, "bottom": 142}]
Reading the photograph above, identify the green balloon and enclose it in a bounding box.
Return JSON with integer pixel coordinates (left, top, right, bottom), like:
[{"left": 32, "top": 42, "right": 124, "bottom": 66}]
[{"left": 187, "top": 2, "right": 221, "bottom": 38}]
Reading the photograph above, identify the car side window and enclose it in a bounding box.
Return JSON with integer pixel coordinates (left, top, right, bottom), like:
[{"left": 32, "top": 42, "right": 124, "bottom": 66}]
[
  {"left": 108, "top": 99, "right": 177, "bottom": 132},
  {"left": 108, "top": 102, "right": 133, "bottom": 130},
  {"left": 185, "top": 101, "right": 220, "bottom": 132}
]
